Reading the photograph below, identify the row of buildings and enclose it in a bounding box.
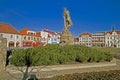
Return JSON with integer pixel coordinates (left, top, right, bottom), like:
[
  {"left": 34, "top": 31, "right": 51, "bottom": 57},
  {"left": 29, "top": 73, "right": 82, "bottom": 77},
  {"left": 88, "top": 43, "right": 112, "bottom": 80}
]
[
  {"left": 0, "top": 23, "right": 60, "bottom": 48},
  {"left": 0, "top": 23, "right": 120, "bottom": 48},
  {"left": 78, "top": 28, "right": 120, "bottom": 48}
]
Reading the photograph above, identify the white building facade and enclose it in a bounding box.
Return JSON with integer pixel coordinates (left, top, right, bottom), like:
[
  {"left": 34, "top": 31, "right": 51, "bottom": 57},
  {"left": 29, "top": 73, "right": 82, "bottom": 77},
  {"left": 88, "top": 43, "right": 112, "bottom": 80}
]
[
  {"left": 0, "top": 33, "right": 22, "bottom": 48},
  {"left": 105, "top": 31, "right": 120, "bottom": 48},
  {"left": 48, "top": 33, "right": 60, "bottom": 44},
  {"left": 40, "top": 30, "right": 60, "bottom": 45},
  {"left": 79, "top": 32, "right": 92, "bottom": 47},
  {"left": 0, "top": 23, "right": 22, "bottom": 48},
  {"left": 40, "top": 30, "right": 49, "bottom": 44},
  {"left": 92, "top": 32, "right": 105, "bottom": 47}
]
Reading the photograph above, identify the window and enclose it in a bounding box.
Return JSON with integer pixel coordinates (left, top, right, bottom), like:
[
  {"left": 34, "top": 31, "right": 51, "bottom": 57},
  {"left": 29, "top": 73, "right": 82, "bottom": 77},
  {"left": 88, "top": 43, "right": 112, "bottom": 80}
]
[
  {"left": 37, "top": 38, "right": 39, "bottom": 41},
  {"left": 31, "top": 37, "right": 33, "bottom": 40},
  {"left": 43, "top": 37, "right": 46, "bottom": 41},
  {"left": 16, "top": 42, "right": 20, "bottom": 47},
  {"left": 24, "top": 36, "right": 26, "bottom": 40},
  {"left": 0, "top": 34, "right": 3, "bottom": 37},
  {"left": 31, "top": 33, "right": 33, "bottom": 35},
  {"left": 9, "top": 41, "right": 14, "bottom": 47},
  {"left": 28, "top": 32, "right": 30, "bottom": 35},
  {"left": 28, "top": 37, "right": 30, "bottom": 40},
  {"left": 34, "top": 37, "right": 36, "bottom": 40},
  {"left": 54, "top": 39, "right": 57, "bottom": 41},
  {"left": 10, "top": 35, "right": 13, "bottom": 38},
  {"left": 16, "top": 35, "right": 19, "bottom": 39}
]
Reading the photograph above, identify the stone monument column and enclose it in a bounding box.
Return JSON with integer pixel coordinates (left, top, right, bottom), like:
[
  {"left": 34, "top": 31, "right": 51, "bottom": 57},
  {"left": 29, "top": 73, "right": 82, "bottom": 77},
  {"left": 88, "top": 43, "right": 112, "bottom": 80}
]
[
  {"left": 0, "top": 38, "right": 7, "bottom": 72},
  {"left": 60, "top": 8, "right": 74, "bottom": 45}
]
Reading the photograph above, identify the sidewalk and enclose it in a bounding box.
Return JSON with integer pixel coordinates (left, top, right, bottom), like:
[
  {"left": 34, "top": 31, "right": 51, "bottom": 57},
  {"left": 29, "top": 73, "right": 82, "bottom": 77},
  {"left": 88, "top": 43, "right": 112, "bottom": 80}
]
[
  {"left": 6, "top": 58, "right": 117, "bottom": 73},
  {"left": 0, "top": 59, "right": 120, "bottom": 80}
]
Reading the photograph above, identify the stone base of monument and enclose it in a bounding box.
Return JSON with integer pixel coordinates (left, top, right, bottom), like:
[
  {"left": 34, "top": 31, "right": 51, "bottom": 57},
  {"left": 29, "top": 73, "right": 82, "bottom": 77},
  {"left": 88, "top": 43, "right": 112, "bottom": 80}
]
[{"left": 60, "top": 29, "right": 74, "bottom": 45}]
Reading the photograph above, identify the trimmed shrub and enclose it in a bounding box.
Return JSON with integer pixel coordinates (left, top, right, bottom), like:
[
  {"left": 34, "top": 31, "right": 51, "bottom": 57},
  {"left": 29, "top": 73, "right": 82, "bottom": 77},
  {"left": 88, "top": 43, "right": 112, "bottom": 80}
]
[
  {"left": 76, "top": 51, "right": 88, "bottom": 62},
  {"left": 105, "top": 53, "right": 114, "bottom": 62},
  {"left": 10, "top": 49, "right": 27, "bottom": 66},
  {"left": 10, "top": 44, "right": 113, "bottom": 66}
]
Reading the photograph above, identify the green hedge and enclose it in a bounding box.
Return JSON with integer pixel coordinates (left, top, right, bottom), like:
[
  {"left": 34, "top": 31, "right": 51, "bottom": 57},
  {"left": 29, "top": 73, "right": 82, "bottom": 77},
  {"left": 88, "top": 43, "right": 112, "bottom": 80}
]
[{"left": 10, "top": 45, "right": 113, "bottom": 66}]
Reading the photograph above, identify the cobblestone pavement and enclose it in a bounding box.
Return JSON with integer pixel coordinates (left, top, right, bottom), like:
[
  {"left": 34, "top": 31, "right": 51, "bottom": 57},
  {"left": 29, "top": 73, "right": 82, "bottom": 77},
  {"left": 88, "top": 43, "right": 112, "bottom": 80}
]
[{"left": 0, "top": 59, "right": 120, "bottom": 80}]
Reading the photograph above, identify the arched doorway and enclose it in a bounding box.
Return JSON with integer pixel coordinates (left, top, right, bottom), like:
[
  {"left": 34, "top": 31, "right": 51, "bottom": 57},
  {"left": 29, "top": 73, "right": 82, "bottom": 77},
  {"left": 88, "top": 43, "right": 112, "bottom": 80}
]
[
  {"left": 9, "top": 41, "right": 14, "bottom": 48},
  {"left": 16, "top": 42, "right": 20, "bottom": 47}
]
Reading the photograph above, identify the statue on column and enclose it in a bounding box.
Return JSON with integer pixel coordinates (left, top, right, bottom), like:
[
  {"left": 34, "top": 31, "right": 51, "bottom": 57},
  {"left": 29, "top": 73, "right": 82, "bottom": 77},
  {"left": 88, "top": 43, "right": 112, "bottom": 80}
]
[{"left": 60, "top": 8, "right": 74, "bottom": 45}]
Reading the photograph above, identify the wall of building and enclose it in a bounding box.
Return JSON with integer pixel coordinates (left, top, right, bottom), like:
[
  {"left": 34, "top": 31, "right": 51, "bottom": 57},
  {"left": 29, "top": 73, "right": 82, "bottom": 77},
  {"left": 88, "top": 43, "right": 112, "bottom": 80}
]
[
  {"left": 40, "top": 31, "right": 48, "bottom": 43},
  {"left": 79, "top": 36, "right": 92, "bottom": 47},
  {"left": 1, "top": 33, "right": 22, "bottom": 48},
  {"left": 92, "top": 32, "right": 105, "bottom": 47},
  {"left": 105, "top": 31, "right": 120, "bottom": 48},
  {"left": 48, "top": 34, "right": 60, "bottom": 44}
]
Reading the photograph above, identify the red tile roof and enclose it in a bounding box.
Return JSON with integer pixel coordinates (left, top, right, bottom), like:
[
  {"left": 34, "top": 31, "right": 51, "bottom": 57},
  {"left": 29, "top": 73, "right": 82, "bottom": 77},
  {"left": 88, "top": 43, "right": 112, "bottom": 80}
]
[
  {"left": 0, "top": 23, "right": 18, "bottom": 34},
  {"left": 106, "top": 31, "right": 120, "bottom": 34},
  {"left": 36, "top": 32, "right": 40, "bottom": 37},
  {"left": 116, "top": 31, "right": 120, "bottom": 34},
  {"left": 74, "top": 38, "right": 79, "bottom": 42},
  {"left": 56, "top": 32, "right": 61, "bottom": 35},
  {"left": 79, "top": 32, "right": 92, "bottom": 37},
  {"left": 19, "top": 28, "right": 30, "bottom": 35},
  {"left": 106, "top": 31, "right": 112, "bottom": 34},
  {"left": 42, "top": 29, "right": 56, "bottom": 34},
  {"left": 19, "top": 28, "right": 40, "bottom": 37}
]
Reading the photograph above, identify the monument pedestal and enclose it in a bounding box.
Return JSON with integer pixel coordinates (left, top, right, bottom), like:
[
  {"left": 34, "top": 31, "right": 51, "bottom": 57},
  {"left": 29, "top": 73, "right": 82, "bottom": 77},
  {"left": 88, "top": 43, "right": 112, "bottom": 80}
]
[{"left": 60, "top": 28, "right": 74, "bottom": 45}]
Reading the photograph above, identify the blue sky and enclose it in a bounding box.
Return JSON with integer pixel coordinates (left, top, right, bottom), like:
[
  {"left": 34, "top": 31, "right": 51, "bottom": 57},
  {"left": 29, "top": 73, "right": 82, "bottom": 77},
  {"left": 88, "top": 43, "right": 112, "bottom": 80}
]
[{"left": 0, "top": 0, "right": 120, "bottom": 37}]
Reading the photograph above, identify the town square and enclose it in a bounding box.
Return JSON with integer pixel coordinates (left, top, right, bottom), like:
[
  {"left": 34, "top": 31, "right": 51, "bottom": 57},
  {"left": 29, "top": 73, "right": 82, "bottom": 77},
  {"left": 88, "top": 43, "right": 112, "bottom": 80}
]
[{"left": 0, "top": 0, "right": 120, "bottom": 80}]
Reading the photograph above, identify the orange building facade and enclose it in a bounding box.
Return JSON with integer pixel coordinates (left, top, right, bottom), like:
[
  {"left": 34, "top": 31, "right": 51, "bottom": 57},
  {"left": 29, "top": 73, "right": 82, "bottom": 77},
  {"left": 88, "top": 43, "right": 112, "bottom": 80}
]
[{"left": 19, "top": 28, "right": 41, "bottom": 47}]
